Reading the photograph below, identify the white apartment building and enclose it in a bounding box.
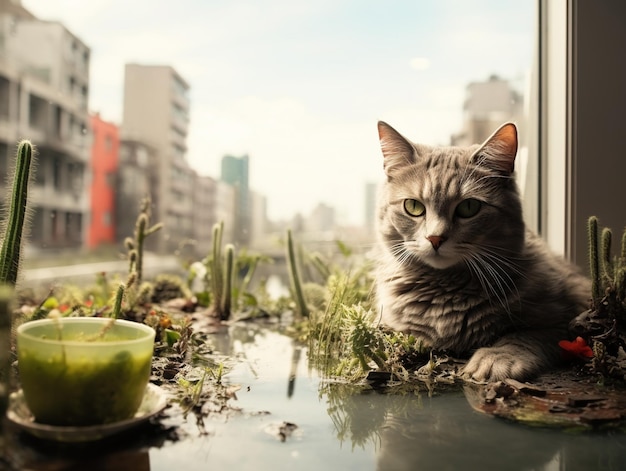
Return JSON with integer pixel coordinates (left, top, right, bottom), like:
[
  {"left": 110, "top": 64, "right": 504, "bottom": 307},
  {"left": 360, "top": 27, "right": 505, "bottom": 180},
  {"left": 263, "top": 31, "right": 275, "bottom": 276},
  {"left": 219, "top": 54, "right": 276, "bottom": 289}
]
[
  {"left": 0, "top": 2, "right": 90, "bottom": 249},
  {"left": 122, "top": 64, "right": 194, "bottom": 253}
]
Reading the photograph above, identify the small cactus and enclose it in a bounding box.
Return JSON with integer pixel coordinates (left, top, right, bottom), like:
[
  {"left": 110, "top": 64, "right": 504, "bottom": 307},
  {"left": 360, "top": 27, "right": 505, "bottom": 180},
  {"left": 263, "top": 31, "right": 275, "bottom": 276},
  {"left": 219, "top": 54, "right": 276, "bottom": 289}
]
[
  {"left": 220, "top": 244, "right": 235, "bottom": 320},
  {"left": 126, "top": 197, "right": 163, "bottom": 286},
  {"left": 209, "top": 222, "right": 224, "bottom": 316},
  {"left": 286, "top": 229, "right": 309, "bottom": 318},
  {"left": 0, "top": 140, "right": 35, "bottom": 285},
  {"left": 587, "top": 216, "right": 601, "bottom": 304}
]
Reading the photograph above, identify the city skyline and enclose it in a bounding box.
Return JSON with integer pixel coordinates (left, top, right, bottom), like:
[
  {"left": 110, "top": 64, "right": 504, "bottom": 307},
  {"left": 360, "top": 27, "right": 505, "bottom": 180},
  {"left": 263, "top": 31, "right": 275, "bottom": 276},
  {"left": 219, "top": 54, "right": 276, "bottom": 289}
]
[{"left": 22, "top": 0, "right": 534, "bottom": 226}]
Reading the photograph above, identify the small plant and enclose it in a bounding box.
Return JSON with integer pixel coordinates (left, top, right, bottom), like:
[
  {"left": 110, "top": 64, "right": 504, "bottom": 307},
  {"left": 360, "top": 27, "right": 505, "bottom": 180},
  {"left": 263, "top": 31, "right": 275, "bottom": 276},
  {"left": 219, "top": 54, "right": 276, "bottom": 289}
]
[
  {"left": 197, "top": 222, "right": 269, "bottom": 320},
  {"left": 569, "top": 216, "right": 626, "bottom": 380},
  {"left": 310, "top": 298, "right": 426, "bottom": 382},
  {"left": 288, "top": 238, "right": 430, "bottom": 384}
]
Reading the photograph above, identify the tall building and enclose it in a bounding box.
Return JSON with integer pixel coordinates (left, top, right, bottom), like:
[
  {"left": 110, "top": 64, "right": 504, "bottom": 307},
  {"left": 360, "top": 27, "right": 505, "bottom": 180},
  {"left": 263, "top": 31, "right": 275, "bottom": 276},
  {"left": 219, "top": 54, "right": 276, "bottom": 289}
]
[
  {"left": 191, "top": 175, "right": 217, "bottom": 257},
  {"left": 451, "top": 75, "right": 524, "bottom": 146},
  {"left": 220, "top": 154, "right": 250, "bottom": 246},
  {"left": 88, "top": 113, "right": 119, "bottom": 248},
  {"left": 121, "top": 64, "right": 193, "bottom": 253},
  {"left": 116, "top": 139, "right": 159, "bottom": 251},
  {"left": 0, "top": 3, "right": 91, "bottom": 249}
]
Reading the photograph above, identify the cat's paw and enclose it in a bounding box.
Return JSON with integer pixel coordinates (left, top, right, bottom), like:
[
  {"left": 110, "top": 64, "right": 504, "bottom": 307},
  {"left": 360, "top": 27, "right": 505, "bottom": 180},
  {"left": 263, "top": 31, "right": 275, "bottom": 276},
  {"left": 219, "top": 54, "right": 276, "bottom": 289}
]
[{"left": 462, "top": 346, "right": 539, "bottom": 382}]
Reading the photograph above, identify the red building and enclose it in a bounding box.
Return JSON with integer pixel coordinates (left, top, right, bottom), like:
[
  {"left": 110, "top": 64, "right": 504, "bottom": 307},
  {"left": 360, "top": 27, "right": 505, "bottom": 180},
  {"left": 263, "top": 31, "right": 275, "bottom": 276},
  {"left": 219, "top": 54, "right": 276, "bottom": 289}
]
[{"left": 88, "top": 113, "right": 119, "bottom": 248}]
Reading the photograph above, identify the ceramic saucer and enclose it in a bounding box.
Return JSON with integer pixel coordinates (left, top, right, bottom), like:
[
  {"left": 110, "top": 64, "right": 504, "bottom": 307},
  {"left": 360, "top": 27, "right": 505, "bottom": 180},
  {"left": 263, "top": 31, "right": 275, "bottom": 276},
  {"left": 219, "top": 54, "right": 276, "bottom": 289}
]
[{"left": 6, "top": 383, "right": 167, "bottom": 442}]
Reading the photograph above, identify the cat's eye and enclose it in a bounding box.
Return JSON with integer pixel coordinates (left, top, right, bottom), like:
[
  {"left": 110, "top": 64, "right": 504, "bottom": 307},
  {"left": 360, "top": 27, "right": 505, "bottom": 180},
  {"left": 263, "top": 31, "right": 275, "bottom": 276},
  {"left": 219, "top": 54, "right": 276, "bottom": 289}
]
[
  {"left": 455, "top": 198, "right": 482, "bottom": 218},
  {"left": 404, "top": 199, "right": 425, "bottom": 217}
]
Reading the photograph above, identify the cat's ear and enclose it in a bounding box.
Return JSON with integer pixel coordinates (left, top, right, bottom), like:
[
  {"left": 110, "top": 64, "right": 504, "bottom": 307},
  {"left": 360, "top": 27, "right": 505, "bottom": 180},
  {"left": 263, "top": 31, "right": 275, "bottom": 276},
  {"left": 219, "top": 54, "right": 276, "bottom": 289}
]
[
  {"left": 473, "top": 122, "right": 518, "bottom": 174},
  {"left": 378, "top": 121, "right": 416, "bottom": 178}
]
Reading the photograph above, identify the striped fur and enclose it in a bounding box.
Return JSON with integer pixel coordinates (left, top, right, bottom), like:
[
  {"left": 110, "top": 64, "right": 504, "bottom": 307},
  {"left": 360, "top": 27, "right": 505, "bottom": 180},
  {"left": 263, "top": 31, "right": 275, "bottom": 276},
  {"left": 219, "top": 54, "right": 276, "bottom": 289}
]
[{"left": 374, "top": 121, "right": 589, "bottom": 381}]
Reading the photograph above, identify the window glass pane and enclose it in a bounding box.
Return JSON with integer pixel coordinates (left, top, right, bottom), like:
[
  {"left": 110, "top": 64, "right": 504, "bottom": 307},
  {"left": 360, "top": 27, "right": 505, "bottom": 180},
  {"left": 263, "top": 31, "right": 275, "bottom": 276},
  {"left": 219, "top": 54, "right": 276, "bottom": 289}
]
[{"left": 21, "top": 1, "right": 537, "bottom": 248}]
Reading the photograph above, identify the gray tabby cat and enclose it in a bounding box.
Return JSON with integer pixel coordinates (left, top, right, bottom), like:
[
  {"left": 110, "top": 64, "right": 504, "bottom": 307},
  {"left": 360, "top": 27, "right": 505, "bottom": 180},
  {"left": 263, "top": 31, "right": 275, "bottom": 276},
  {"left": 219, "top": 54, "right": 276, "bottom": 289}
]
[{"left": 374, "top": 121, "right": 590, "bottom": 381}]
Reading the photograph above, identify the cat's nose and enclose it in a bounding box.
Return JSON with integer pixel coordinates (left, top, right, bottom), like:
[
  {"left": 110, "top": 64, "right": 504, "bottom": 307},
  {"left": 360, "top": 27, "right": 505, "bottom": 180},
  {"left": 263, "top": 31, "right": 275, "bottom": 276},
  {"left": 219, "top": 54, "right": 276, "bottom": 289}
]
[{"left": 426, "top": 235, "right": 447, "bottom": 251}]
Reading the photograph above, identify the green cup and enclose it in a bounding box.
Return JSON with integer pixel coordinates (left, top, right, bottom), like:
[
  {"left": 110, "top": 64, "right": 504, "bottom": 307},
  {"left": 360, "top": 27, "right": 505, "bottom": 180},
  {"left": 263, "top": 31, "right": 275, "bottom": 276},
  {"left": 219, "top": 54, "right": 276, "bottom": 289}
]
[{"left": 17, "top": 317, "right": 155, "bottom": 426}]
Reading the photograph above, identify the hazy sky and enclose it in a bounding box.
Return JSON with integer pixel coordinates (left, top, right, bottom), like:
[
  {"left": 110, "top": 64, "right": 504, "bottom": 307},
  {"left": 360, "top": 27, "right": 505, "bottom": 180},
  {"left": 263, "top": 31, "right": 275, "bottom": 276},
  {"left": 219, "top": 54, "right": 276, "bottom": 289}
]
[{"left": 22, "top": 0, "right": 534, "bottom": 225}]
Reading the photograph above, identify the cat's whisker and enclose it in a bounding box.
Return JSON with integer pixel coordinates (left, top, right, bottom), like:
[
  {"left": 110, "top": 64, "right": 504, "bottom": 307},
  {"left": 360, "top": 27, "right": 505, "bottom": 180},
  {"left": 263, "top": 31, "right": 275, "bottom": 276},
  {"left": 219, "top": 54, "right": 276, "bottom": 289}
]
[
  {"left": 463, "top": 251, "right": 520, "bottom": 316},
  {"left": 463, "top": 257, "right": 493, "bottom": 302},
  {"left": 465, "top": 256, "right": 511, "bottom": 313},
  {"left": 475, "top": 246, "right": 526, "bottom": 279}
]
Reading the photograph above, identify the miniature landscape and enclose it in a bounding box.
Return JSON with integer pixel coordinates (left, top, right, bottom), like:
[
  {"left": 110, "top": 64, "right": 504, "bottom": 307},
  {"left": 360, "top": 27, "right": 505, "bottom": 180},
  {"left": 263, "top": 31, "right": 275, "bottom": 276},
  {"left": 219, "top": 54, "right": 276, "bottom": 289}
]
[{"left": 1, "top": 141, "right": 626, "bottom": 470}]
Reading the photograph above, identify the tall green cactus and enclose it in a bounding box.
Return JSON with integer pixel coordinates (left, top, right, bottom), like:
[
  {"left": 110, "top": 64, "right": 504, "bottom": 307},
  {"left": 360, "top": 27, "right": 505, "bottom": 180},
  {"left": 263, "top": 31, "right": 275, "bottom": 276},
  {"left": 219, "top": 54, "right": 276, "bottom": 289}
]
[
  {"left": 588, "top": 216, "right": 601, "bottom": 305},
  {"left": 600, "top": 227, "right": 613, "bottom": 285},
  {"left": 286, "top": 229, "right": 309, "bottom": 318},
  {"left": 0, "top": 140, "right": 34, "bottom": 285},
  {"left": 0, "top": 141, "right": 33, "bottom": 450},
  {"left": 210, "top": 222, "right": 224, "bottom": 316},
  {"left": 220, "top": 244, "right": 235, "bottom": 320}
]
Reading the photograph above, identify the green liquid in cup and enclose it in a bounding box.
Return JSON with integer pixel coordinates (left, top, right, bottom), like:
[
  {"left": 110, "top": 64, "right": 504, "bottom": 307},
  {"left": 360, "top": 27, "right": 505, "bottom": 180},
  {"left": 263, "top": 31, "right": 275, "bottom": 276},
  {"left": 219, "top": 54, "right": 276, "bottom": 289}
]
[{"left": 18, "top": 318, "right": 155, "bottom": 426}]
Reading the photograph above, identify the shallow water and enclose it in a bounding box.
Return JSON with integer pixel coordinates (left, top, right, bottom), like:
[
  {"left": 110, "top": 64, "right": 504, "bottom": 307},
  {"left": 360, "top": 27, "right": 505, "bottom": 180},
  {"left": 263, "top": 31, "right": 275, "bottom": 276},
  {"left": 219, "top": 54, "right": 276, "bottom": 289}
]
[{"left": 5, "top": 324, "right": 626, "bottom": 471}]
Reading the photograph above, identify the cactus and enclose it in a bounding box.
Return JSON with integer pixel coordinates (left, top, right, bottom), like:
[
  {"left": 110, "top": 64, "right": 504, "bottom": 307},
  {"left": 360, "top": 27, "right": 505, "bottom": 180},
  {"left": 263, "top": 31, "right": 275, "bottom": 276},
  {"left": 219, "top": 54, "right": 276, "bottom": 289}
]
[
  {"left": 600, "top": 227, "right": 613, "bottom": 286},
  {"left": 286, "top": 229, "right": 309, "bottom": 318},
  {"left": 199, "top": 223, "right": 267, "bottom": 319},
  {"left": 205, "top": 222, "right": 236, "bottom": 320},
  {"left": 209, "top": 222, "right": 224, "bottom": 316},
  {"left": 0, "top": 140, "right": 35, "bottom": 442},
  {"left": 587, "top": 216, "right": 601, "bottom": 304},
  {"left": 574, "top": 216, "right": 626, "bottom": 378},
  {"left": 0, "top": 140, "right": 35, "bottom": 285},
  {"left": 121, "top": 197, "right": 162, "bottom": 313},
  {"left": 0, "top": 141, "right": 33, "bottom": 448},
  {"left": 125, "top": 196, "right": 162, "bottom": 286},
  {"left": 111, "top": 283, "right": 126, "bottom": 319},
  {"left": 220, "top": 244, "right": 235, "bottom": 320},
  {"left": 586, "top": 216, "right": 626, "bottom": 311}
]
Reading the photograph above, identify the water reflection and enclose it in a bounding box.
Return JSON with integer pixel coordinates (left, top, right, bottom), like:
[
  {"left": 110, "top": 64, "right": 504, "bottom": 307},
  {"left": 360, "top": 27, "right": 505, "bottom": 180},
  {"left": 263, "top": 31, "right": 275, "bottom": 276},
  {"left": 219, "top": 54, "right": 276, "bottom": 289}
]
[
  {"left": 5, "top": 324, "right": 626, "bottom": 471},
  {"left": 375, "top": 392, "right": 558, "bottom": 470},
  {"left": 322, "top": 371, "right": 626, "bottom": 471}
]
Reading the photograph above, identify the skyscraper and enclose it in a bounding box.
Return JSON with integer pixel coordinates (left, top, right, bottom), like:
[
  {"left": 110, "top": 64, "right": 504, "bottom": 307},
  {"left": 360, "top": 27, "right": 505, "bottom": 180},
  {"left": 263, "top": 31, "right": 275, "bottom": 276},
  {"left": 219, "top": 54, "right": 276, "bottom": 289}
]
[{"left": 220, "top": 154, "right": 250, "bottom": 245}]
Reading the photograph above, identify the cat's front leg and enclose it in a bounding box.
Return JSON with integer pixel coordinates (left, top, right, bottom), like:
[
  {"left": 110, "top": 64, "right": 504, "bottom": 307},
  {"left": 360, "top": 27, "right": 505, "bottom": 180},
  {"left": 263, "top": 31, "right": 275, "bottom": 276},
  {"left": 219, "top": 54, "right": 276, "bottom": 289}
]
[{"left": 461, "top": 335, "right": 558, "bottom": 381}]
